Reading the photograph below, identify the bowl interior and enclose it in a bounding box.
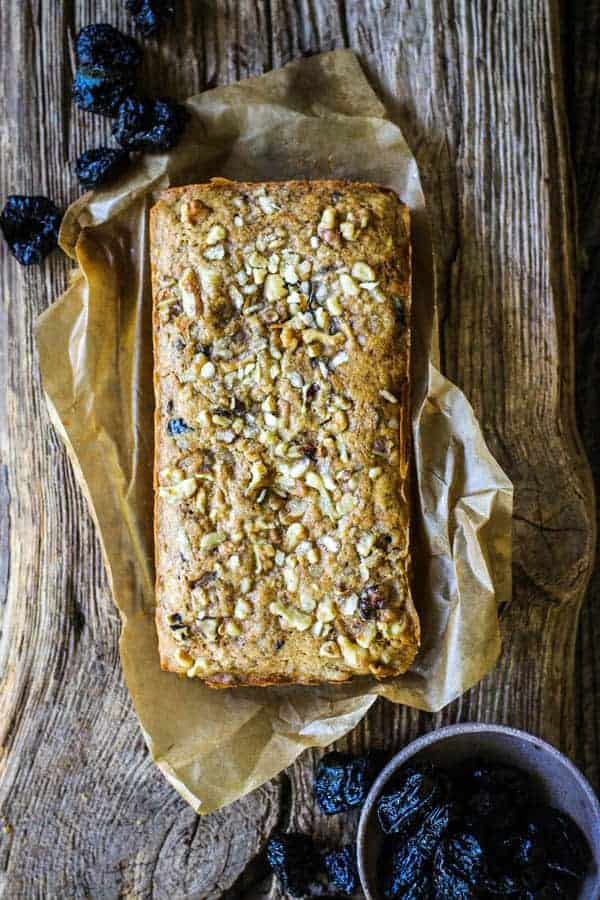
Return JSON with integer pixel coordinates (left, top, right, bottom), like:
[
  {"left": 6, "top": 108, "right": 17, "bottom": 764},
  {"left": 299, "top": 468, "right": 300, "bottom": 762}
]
[{"left": 358, "top": 729, "right": 600, "bottom": 900}]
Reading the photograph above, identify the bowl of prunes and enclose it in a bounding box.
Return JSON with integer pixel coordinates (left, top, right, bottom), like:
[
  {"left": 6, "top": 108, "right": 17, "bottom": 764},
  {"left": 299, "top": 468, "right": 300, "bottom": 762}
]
[{"left": 356, "top": 723, "right": 600, "bottom": 899}]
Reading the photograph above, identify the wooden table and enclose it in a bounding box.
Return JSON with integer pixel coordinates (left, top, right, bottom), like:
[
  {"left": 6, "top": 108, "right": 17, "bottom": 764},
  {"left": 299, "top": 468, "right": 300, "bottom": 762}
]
[{"left": 1, "top": 1, "right": 598, "bottom": 896}]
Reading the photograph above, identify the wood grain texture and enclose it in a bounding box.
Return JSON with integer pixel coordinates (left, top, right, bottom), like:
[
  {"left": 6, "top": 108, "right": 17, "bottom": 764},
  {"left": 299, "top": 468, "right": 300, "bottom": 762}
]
[
  {"left": 0, "top": 1, "right": 595, "bottom": 897},
  {"left": 566, "top": 0, "right": 600, "bottom": 800}
]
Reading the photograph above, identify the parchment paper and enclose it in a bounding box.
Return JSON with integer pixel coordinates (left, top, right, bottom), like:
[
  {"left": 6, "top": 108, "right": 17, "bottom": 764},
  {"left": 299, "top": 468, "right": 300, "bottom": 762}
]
[{"left": 36, "top": 50, "right": 512, "bottom": 814}]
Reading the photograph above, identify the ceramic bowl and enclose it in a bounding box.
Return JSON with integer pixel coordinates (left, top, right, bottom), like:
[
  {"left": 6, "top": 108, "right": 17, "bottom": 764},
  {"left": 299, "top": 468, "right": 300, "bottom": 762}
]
[{"left": 357, "top": 723, "right": 600, "bottom": 899}]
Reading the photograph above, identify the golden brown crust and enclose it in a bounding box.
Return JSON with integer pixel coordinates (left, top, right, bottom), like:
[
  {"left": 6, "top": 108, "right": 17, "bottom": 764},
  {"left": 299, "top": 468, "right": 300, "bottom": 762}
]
[{"left": 151, "top": 178, "right": 418, "bottom": 687}]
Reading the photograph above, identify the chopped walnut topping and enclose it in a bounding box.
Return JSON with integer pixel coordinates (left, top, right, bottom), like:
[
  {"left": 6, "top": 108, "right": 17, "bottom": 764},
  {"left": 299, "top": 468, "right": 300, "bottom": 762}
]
[
  {"left": 154, "top": 183, "right": 413, "bottom": 683},
  {"left": 319, "top": 640, "right": 341, "bottom": 658},
  {"left": 269, "top": 600, "right": 313, "bottom": 631},
  {"left": 326, "top": 295, "right": 343, "bottom": 316},
  {"left": 337, "top": 634, "right": 368, "bottom": 668},
  {"left": 340, "top": 273, "right": 358, "bottom": 296},
  {"left": 319, "top": 206, "right": 336, "bottom": 229},
  {"left": 352, "top": 261, "right": 376, "bottom": 282},
  {"left": 179, "top": 268, "right": 201, "bottom": 317},
  {"left": 206, "top": 224, "right": 227, "bottom": 245}
]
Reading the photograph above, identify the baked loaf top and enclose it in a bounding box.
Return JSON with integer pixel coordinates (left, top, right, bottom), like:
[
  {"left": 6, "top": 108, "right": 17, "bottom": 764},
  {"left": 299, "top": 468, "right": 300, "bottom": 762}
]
[{"left": 151, "top": 179, "right": 419, "bottom": 686}]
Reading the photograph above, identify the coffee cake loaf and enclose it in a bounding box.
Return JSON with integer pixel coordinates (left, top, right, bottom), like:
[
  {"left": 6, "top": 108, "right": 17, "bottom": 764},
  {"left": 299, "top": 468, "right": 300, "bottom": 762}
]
[{"left": 151, "top": 179, "right": 419, "bottom": 686}]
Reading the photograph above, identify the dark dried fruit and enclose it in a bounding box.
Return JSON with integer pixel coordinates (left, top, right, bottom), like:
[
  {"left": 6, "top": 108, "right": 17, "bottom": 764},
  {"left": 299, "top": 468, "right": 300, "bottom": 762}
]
[
  {"left": 315, "top": 750, "right": 384, "bottom": 815},
  {"left": 403, "top": 878, "right": 433, "bottom": 900},
  {"left": 323, "top": 845, "right": 358, "bottom": 895},
  {"left": 76, "top": 24, "right": 143, "bottom": 70},
  {"left": 191, "top": 572, "right": 216, "bottom": 589},
  {"left": 453, "top": 759, "right": 531, "bottom": 836},
  {"left": 266, "top": 832, "right": 321, "bottom": 898},
  {"left": 75, "top": 147, "right": 130, "bottom": 189},
  {"left": 359, "top": 584, "right": 387, "bottom": 620},
  {"left": 377, "top": 762, "right": 446, "bottom": 835},
  {"left": 73, "top": 67, "right": 134, "bottom": 117},
  {"left": 411, "top": 800, "right": 453, "bottom": 856},
  {"left": 454, "top": 759, "right": 531, "bottom": 803},
  {"left": 300, "top": 443, "right": 317, "bottom": 460},
  {"left": 126, "top": 0, "right": 176, "bottom": 36},
  {"left": 527, "top": 875, "right": 580, "bottom": 898},
  {"left": 376, "top": 756, "right": 592, "bottom": 900},
  {"left": 500, "top": 823, "right": 547, "bottom": 874},
  {"left": 378, "top": 835, "right": 431, "bottom": 900},
  {"left": 432, "top": 831, "right": 485, "bottom": 898},
  {"left": 481, "top": 872, "right": 523, "bottom": 895},
  {"left": 167, "top": 417, "right": 193, "bottom": 436},
  {"left": 112, "top": 96, "right": 189, "bottom": 152},
  {"left": 530, "top": 806, "right": 591, "bottom": 880},
  {"left": 393, "top": 295, "right": 406, "bottom": 330},
  {"left": 373, "top": 437, "right": 389, "bottom": 456},
  {"left": 0, "top": 195, "right": 61, "bottom": 266}
]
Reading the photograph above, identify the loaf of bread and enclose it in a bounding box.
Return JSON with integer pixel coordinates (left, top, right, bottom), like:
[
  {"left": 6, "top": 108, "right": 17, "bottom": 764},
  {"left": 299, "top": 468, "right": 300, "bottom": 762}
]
[{"left": 151, "top": 179, "right": 419, "bottom": 686}]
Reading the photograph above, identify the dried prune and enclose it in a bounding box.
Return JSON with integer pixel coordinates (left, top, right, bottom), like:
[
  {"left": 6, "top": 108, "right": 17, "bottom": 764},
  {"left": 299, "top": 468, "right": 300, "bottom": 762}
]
[
  {"left": 378, "top": 835, "right": 430, "bottom": 900},
  {"left": 403, "top": 877, "right": 433, "bottom": 900},
  {"left": 314, "top": 750, "right": 384, "bottom": 815},
  {"left": 528, "top": 806, "right": 592, "bottom": 880},
  {"left": 454, "top": 759, "right": 531, "bottom": 803},
  {"left": 323, "top": 845, "right": 358, "bottom": 895},
  {"left": 167, "top": 417, "right": 193, "bottom": 436},
  {"left": 359, "top": 584, "right": 387, "bottom": 620},
  {"left": 393, "top": 296, "right": 406, "bottom": 330},
  {"left": 112, "top": 96, "right": 189, "bottom": 152},
  {"left": 376, "top": 762, "right": 446, "bottom": 835},
  {"left": 0, "top": 195, "right": 61, "bottom": 266},
  {"left": 75, "top": 148, "right": 130, "bottom": 189},
  {"left": 73, "top": 67, "right": 134, "bottom": 117},
  {"left": 481, "top": 873, "right": 523, "bottom": 895},
  {"left": 266, "top": 832, "right": 321, "bottom": 898},
  {"left": 528, "top": 874, "right": 579, "bottom": 898},
  {"left": 375, "top": 755, "right": 592, "bottom": 900},
  {"left": 500, "top": 822, "right": 547, "bottom": 877},
  {"left": 126, "top": 0, "right": 176, "bottom": 36},
  {"left": 452, "top": 759, "right": 531, "bottom": 835},
  {"left": 76, "top": 24, "right": 143, "bottom": 70},
  {"left": 432, "top": 831, "right": 485, "bottom": 898},
  {"left": 517, "top": 875, "right": 579, "bottom": 899},
  {"left": 411, "top": 800, "right": 453, "bottom": 855}
]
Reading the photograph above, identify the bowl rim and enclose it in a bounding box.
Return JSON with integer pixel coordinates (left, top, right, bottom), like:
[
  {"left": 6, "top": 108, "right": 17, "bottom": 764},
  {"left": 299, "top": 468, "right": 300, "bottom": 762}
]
[{"left": 356, "top": 722, "right": 600, "bottom": 899}]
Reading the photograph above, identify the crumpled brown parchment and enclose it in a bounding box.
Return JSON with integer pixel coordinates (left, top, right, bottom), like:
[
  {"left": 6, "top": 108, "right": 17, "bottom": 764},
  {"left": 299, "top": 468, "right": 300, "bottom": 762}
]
[{"left": 36, "top": 50, "right": 512, "bottom": 814}]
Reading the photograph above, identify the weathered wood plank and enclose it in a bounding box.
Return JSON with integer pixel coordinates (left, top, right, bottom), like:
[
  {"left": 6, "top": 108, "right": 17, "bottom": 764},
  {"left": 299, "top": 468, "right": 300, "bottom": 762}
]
[
  {"left": 0, "top": 0, "right": 595, "bottom": 897},
  {"left": 566, "top": 0, "right": 600, "bottom": 795}
]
